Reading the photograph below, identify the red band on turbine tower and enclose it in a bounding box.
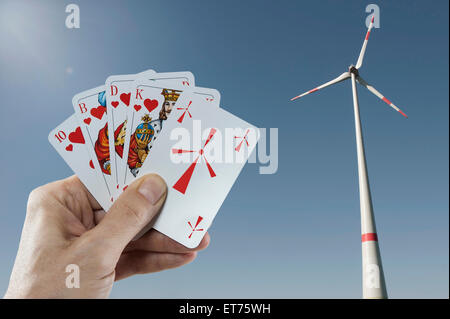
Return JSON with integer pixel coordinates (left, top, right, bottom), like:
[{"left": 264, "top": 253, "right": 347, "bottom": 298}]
[{"left": 362, "top": 233, "right": 378, "bottom": 242}]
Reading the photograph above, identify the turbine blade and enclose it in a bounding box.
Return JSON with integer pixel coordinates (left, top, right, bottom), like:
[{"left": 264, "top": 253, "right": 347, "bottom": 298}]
[
  {"left": 291, "top": 72, "right": 350, "bottom": 101},
  {"left": 356, "top": 76, "right": 408, "bottom": 118},
  {"left": 355, "top": 15, "right": 375, "bottom": 69}
]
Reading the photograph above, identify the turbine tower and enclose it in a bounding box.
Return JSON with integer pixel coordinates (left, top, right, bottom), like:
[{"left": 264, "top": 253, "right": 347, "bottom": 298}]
[{"left": 291, "top": 16, "right": 407, "bottom": 299}]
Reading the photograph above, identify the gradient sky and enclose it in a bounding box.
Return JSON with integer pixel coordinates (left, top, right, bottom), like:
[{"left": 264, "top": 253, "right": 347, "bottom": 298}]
[{"left": 0, "top": 0, "right": 448, "bottom": 298}]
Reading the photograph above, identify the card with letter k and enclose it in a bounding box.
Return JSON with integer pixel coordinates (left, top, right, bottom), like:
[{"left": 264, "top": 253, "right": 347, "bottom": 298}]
[{"left": 137, "top": 91, "right": 260, "bottom": 248}]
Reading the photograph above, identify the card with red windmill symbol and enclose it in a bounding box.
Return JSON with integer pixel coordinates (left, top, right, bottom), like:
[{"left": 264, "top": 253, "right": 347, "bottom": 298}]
[
  {"left": 136, "top": 91, "right": 260, "bottom": 248},
  {"left": 171, "top": 128, "right": 218, "bottom": 194},
  {"left": 121, "top": 80, "right": 222, "bottom": 193}
]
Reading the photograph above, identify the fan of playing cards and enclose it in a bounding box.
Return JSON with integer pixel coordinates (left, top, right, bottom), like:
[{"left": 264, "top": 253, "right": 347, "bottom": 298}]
[{"left": 49, "top": 70, "right": 259, "bottom": 248}]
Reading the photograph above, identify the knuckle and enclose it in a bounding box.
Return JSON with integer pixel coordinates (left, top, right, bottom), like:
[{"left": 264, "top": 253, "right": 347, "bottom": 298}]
[
  {"left": 26, "top": 179, "right": 72, "bottom": 215},
  {"left": 27, "top": 185, "right": 52, "bottom": 213}
]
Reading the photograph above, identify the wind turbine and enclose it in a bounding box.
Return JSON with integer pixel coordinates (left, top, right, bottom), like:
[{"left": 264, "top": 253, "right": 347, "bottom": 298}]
[{"left": 291, "top": 15, "right": 407, "bottom": 299}]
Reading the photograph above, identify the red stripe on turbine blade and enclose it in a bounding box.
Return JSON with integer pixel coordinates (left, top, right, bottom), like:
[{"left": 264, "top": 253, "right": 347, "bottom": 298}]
[
  {"left": 173, "top": 156, "right": 200, "bottom": 194},
  {"left": 382, "top": 97, "right": 392, "bottom": 105},
  {"left": 361, "top": 233, "right": 378, "bottom": 242},
  {"left": 371, "top": 15, "right": 375, "bottom": 23},
  {"left": 365, "top": 30, "right": 371, "bottom": 40},
  {"left": 309, "top": 88, "right": 319, "bottom": 93},
  {"left": 398, "top": 109, "right": 408, "bottom": 118}
]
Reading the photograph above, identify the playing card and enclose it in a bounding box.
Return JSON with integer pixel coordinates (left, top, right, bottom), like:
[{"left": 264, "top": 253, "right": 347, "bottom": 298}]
[
  {"left": 105, "top": 69, "right": 155, "bottom": 197},
  {"left": 136, "top": 91, "right": 260, "bottom": 248},
  {"left": 122, "top": 80, "right": 189, "bottom": 190},
  {"left": 106, "top": 71, "right": 195, "bottom": 196},
  {"left": 72, "top": 86, "right": 115, "bottom": 200},
  {"left": 121, "top": 80, "right": 221, "bottom": 194},
  {"left": 48, "top": 114, "right": 111, "bottom": 210},
  {"left": 189, "top": 86, "right": 221, "bottom": 108}
]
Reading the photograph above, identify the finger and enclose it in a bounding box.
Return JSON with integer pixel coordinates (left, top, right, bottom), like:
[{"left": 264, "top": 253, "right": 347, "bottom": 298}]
[
  {"left": 94, "top": 210, "right": 107, "bottom": 225},
  {"left": 65, "top": 175, "right": 103, "bottom": 211},
  {"left": 125, "top": 230, "right": 210, "bottom": 253},
  {"left": 58, "top": 175, "right": 102, "bottom": 229},
  {"left": 86, "top": 174, "right": 167, "bottom": 258},
  {"left": 114, "top": 251, "right": 197, "bottom": 281}
]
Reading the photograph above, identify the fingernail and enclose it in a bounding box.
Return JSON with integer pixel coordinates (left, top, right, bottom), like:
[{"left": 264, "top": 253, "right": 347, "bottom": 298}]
[{"left": 138, "top": 175, "right": 166, "bottom": 205}]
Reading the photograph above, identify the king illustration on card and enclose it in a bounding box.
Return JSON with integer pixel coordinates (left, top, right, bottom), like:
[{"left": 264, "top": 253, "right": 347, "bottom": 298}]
[
  {"left": 127, "top": 114, "right": 156, "bottom": 177},
  {"left": 127, "top": 89, "right": 181, "bottom": 177},
  {"left": 123, "top": 86, "right": 185, "bottom": 183}
]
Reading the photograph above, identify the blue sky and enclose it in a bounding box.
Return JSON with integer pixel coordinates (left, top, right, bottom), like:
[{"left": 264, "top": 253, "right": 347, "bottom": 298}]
[{"left": 0, "top": 0, "right": 448, "bottom": 298}]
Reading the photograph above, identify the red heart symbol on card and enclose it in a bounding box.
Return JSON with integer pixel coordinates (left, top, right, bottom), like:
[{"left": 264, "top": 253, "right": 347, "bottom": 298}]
[
  {"left": 120, "top": 93, "right": 131, "bottom": 106},
  {"left": 144, "top": 99, "right": 158, "bottom": 112},
  {"left": 65, "top": 144, "right": 73, "bottom": 152},
  {"left": 89, "top": 160, "right": 94, "bottom": 169},
  {"left": 111, "top": 101, "right": 119, "bottom": 108},
  {"left": 83, "top": 117, "right": 91, "bottom": 125},
  {"left": 134, "top": 104, "right": 142, "bottom": 111},
  {"left": 91, "top": 105, "right": 106, "bottom": 120},
  {"left": 68, "top": 127, "right": 85, "bottom": 144}
]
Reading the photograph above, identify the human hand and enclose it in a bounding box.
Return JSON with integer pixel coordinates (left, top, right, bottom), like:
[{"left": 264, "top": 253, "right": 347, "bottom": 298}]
[{"left": 4, "top": 174, "right": 210, "bottom": 299}]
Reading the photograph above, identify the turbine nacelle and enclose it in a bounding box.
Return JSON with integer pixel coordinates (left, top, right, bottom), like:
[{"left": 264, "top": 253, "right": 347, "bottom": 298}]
[{"left": 349, "top": 65, "right": 359, "bottom": 76}]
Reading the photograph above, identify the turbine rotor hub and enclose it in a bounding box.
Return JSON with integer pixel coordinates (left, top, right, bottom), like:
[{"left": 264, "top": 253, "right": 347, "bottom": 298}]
[{"left": 349, "top": 65, "right": 359, "bottom": 76}]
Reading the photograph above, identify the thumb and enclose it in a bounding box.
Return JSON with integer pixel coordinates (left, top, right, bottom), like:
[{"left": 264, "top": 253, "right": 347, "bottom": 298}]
[{"left": 89, "top": 174, "right": 167, "bottom": 255}]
